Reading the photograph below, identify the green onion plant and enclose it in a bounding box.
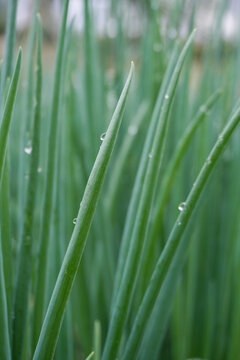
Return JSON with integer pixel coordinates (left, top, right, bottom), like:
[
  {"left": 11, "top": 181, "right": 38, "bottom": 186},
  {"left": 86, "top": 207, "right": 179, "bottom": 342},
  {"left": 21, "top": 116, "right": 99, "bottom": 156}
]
[{"left": 1, "top": 0, "right": 240, "bottom": 359}]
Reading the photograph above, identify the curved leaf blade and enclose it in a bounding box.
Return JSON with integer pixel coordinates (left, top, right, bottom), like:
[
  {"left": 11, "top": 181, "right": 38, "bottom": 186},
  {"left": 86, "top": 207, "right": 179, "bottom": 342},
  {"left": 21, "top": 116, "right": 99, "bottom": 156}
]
[
  {"left": 103, "top": 30, "right": 196, "bottom": 360},
  {"left": 12, "top": 15, "right": 42, "bottom": 360},
  {"left": 32, "top": 62, "right": 134, "bottom": 360},
  {"left": 122, "top": 102, "right": 240, "bottom": 359}
]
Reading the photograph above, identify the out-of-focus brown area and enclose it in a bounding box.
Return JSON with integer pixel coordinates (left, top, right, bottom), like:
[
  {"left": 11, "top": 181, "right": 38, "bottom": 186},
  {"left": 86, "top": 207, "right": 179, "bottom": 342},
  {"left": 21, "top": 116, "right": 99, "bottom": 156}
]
[{"left": 0, "top": 0, "right": 239, "bottom": 62}]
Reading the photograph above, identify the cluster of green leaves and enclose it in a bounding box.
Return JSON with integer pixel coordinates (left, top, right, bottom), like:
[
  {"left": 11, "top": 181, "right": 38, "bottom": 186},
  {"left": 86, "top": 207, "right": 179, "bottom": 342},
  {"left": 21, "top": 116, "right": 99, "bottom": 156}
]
[{"left": 1, "top": 0, "right": 240, "bottom": 359}]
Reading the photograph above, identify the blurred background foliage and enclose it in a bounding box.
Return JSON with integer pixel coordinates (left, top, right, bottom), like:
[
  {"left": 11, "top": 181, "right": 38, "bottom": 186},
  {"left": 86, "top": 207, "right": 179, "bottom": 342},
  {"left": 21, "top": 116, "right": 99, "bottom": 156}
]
[{"left": 0, "top": 0, "right": 239, "bottom": 41}]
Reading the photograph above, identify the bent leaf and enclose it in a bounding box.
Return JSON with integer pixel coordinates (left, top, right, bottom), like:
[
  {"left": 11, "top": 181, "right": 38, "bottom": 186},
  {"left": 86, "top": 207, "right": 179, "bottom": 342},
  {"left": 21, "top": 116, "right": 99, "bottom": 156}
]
[{"left": 33, "top": 62, "right": 134, "bottom": 360}]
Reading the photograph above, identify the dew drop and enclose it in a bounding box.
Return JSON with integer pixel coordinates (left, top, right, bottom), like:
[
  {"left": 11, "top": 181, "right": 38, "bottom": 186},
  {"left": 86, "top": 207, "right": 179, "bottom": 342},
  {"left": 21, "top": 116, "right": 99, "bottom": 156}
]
[
  {"left": 128, "top": 125, "right": 138, "bottom": 136},
  {"left": 178, "top": 202, "right": 186, "bottom": 211},
  {"left": 177, "top": 220, "right": 182, "bottom": 226},
  {"left": 100, "top": 132, "right": 106, "bottom": 141},
  {"left": 206, "top": 157, "right": 211, "bottom": 165},
  {"left": 218, "top": 134, "right": 223, "bottom": 143},
  {"left": 73, "top": 218, "right": 77, "bottom": 225},
  {"left": 148, "top": 152, "right": 153, "bottom": 159},
  {"left": 165, "top": 94, "right": 169, "bottom": 100},
  {"left": 37, "top": 167, "right": 42, "bottom": 173},
  {"left": 24, "top": 145, "right": 32, "bottom": 155}
]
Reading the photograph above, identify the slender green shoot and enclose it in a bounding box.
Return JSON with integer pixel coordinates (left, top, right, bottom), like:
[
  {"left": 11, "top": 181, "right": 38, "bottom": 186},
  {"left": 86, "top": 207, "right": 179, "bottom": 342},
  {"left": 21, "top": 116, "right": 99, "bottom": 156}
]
[
  {"left": 32, "top": 62, "right": 134, "bottom": 360},
  {"left": 103, "top": 30, "right": 195, "bottom": 360},
  {"left": 32, "top": 0, "right": 70, "bottom": 348},
  {"left": 12, "top": 15, "right": 42, "bottom": 360},
  {"left": 122, "top": 103, "right": 240, "bottom": 359}
]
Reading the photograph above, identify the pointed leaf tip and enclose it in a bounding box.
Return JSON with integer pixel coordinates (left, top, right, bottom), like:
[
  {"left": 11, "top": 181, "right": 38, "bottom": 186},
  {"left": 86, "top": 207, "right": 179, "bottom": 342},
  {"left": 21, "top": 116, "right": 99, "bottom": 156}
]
[{"left": 129, "top": 61, "right": 134, "bottom": 77}]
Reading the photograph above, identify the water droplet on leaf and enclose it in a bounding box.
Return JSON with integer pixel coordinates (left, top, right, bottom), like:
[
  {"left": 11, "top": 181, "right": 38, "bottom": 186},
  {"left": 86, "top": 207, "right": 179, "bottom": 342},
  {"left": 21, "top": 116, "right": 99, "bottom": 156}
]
[
  {"left": 218, "top": 134, "right": 223, "bottom": 143},
  {"left": 206, "top": 157, "right": 211, "bottom": 165},
  {"left": 24, "top": 146, "right": 32, "bottom": 155},
  {"left": 100, "top": 132, "right": 106, "bottom": 141},
  {"left": 178, "top": 202, "right": 186, "bottom": 211}
]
